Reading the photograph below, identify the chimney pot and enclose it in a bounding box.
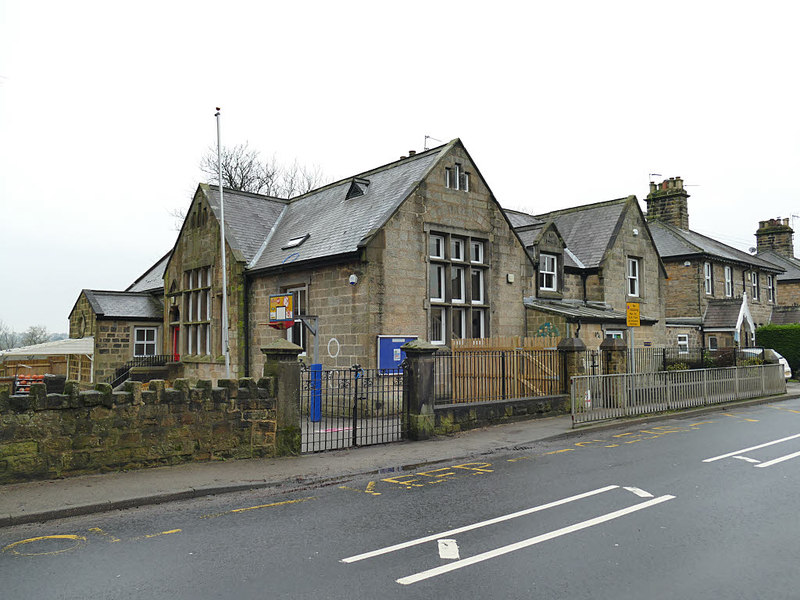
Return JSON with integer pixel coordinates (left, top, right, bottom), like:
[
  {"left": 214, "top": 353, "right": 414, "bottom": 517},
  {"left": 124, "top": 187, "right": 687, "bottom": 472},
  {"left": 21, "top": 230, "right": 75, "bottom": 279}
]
[{"left": 409, "top": 150, "right": 416, "bottom": 156}]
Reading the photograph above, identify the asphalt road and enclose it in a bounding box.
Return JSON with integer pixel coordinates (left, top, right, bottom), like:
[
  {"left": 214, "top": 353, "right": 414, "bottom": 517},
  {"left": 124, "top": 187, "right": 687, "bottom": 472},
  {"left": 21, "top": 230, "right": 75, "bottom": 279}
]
[{"left": 3, "top": 397, "right": 800, "bottom": 599}]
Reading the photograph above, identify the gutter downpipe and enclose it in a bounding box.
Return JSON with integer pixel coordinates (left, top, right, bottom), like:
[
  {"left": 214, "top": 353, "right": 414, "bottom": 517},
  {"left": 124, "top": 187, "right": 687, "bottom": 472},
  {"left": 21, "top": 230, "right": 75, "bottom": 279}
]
[{"left": 243, "top": 273, "right": 250, "bottom": 378}]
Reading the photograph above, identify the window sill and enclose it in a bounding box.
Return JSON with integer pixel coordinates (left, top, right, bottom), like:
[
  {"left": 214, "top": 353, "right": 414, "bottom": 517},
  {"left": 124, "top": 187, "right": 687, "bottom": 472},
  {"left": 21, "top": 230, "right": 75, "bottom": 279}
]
[{"left": 181, "top": 355, "right": 225, "bottom": 364}]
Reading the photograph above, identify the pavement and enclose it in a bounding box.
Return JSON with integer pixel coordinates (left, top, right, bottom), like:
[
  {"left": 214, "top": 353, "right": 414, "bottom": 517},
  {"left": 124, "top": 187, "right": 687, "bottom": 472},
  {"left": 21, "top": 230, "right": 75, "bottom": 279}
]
[{"left": 3, "top": 384, "right": 800, "bottom": 528}]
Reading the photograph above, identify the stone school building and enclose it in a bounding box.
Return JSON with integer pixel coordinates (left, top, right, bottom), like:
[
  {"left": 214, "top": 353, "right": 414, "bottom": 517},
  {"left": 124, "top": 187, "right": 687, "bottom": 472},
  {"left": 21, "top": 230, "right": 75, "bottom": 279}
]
[{"left": 69, "top": 139, "right": 552, "bottom": 385}]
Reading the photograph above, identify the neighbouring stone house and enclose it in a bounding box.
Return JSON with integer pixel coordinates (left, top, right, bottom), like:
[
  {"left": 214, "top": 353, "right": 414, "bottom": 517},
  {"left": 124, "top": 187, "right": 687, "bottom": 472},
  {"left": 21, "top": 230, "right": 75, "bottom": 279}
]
[
  {"left": 161, "top": 139, "right": 536, "bottom": 381},
  {"left": 645, "top": 177, "right": 784, "bottom": 350},
  {"left": 505, "top": 196, "right": 668, "bottom": 349},
  {"left": 67, "top": 289, "right": 164, "bottom": 384},
  {"left": 66, "top": 252, "right": 169, "bottom": 385}
]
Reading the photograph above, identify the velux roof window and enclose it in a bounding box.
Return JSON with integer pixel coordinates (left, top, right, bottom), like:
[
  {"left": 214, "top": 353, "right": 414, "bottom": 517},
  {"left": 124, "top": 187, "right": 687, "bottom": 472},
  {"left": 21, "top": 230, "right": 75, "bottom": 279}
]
[{"left": 282, "top": 233, "right": 310, "bottom": 250}]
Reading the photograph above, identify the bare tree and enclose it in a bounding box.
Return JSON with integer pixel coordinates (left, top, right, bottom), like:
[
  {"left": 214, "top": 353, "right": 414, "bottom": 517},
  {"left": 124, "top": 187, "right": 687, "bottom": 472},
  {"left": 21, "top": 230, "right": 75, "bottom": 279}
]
[
  {"left": 21, "top": 325, "right": 49, "bottom": 347},
  {"left": 199, "top": 143, "right": 326, "bottom": 198},
  {"left": 0, "top": 320, "right": 20, "bottom": 350}
]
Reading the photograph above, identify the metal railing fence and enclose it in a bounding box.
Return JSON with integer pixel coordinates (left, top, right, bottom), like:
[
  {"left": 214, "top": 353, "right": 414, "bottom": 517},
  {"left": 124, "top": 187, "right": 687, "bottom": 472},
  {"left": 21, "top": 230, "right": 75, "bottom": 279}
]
[
  {"left": 108, "top": 354, "right": 173, "bottom": 388},
  {"left": 578, "top": 347, "right": 767, "bottom": 375},
  {"left": 571, "top": 363, "right": 785, "bottom": 425},
  {"left": 300, "top": 365, "right": 406, "bottom": 453},
  {"left": 434, "top": 349, "right": 562, "bottom": 405}
]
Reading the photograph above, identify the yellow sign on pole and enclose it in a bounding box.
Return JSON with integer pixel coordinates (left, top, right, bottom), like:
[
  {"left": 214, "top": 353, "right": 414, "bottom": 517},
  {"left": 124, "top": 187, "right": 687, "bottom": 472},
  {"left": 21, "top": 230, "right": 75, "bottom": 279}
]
[{"left": 626, "top": 302, "right": 640, "bottom": 327}]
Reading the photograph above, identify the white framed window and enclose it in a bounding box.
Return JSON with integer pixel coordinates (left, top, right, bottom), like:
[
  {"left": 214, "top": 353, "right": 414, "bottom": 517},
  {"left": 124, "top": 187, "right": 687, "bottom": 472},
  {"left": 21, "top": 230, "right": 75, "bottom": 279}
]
[
  {"left": 451, "top": 266, "right": 465, "bottom": 303},
  {"left": 677, "top": 334, "right": 689, "bottom": 354},
  {"left": 606, "top": 330, "right": 624, "bottom": 340},
  {"left": 471, "top": 241, "right": 484, "bottom": 264},
  {"left": 452, "top": 308, "right": 466, "bottom": 339},
  {"left": 704, "top": 262, "right": 713, "bottom": 295},
  {"left": 462, "top": 172, "right": 470, "bottom": 192},
  {"left": 539, "top": 254, "right": 557, "bottom": 291},
  {"left": 429, "top": 234, "right": 445, "bottom": 259},
  {"left": 471, "top": 308, "right": 486, "bottom": 338},
  {"left": 724, "top": 266, "right": 733, "bottom": 297},
  {"left": 183, "top": 266, "right": 212, "bottom": 356},
  {"left": 451, "top": 238, "right": 464, "bottom": 261},
  {"left": 751, "top": 271, "right": 759, "bottom": 301},
  {"left": 708, "top": 336, "right": 718, "bottom": 351},
  {"left": 430, "top": 264, "right": 446, "bottom": 303},
  {"left": 431, "top": 307, "right": 446, "bottom": 344},
  {"left": 134, "top": 327, "right": 157, "bottom": 357},
  {"left": 767, "top": 275, "right": 774, "bottom": 303},
  {"left": 454, "top": 163, "right": 461, "bottom": 190},
  {"left": 627, "top": 257, "right": 640, "bottom": 297},
  {"left": 429, "top": 232, "right": 489, "bottom": 344},
  {"left": 471, "top": 268, "right": 484, "bottom": 304},
  {"left": 445, "top": 167, "right": 453, "bottom": 189}
]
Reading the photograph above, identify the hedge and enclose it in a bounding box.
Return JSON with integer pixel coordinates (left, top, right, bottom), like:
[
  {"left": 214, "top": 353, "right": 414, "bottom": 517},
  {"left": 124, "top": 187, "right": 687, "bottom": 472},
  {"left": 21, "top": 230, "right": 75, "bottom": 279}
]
[{"left": 756, "top": 323, "right": 800, "bottom": 376}]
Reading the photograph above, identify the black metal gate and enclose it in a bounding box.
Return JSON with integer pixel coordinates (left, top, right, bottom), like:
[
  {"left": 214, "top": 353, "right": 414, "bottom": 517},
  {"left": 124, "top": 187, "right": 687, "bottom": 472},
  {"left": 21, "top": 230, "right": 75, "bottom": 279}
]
[{"left": 300, "top": 364, "right": 408, "bottom": 453}]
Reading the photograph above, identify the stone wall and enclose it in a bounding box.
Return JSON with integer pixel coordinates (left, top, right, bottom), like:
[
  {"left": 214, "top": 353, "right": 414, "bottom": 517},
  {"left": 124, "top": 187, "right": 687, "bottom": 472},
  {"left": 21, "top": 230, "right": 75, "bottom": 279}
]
[
  {"left": 248, "top": 259, "right": 369, "bottom": 373},
  {"left": 0, "top": 377, "right": 279, "bottom": 484},
  {"left": 777, "top": 281, "right": 800, "bottom": 306},
  {"left": 434, "top": 395, "right": 570, "bottom": 434}
]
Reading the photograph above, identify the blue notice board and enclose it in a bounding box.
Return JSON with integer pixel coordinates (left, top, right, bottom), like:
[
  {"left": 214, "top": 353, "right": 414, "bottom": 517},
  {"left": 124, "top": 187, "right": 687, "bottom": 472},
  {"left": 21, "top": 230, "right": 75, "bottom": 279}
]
[{"left": 377, "top": 335, "right": 418, "bottom": 370}]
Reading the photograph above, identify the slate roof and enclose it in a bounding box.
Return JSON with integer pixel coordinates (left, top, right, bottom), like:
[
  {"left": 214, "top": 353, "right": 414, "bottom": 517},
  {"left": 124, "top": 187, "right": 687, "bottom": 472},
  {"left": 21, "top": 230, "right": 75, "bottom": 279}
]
[
  {"left": 771, "top": 305, "right": 800, "bottom": 324},
  {"left": 756, "top": 250, "right": 800, "bottom": 281},
  {"left": 504, "top": 209, "right": 544, "bottom": 229},
  {"left": 512, "top": 222, "right": 581, "bottom": 268},
  {"left": 649, "top": 220, "right": 783, "bottom": 272},
  {"left": 523, "top": 298, "right": 658, "bottom": 324},
  {"left": 126, "top": 252, "right": 171, "bottom": 293},
  {"left": 247, "top": 144, "right": 449, "bottom": 272},
  {"left": 203, "top": 187, "right": 288, "bottom": 264},
  {"left": 82, "top": 290, "right": 163, "bottom": 320},
  {"left": 514, "top": 224, "right": 544, "bottom": 249},
  {"left": 532, "top": 198, "right": 630, "bottom": 269},
  {"left": 702, "top": 299, "right": 743, "bottom": 329}
]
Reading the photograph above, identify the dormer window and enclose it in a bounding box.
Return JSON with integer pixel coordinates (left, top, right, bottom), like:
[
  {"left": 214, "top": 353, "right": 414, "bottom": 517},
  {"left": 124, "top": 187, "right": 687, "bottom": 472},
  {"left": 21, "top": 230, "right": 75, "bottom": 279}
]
[
  {"left": 282, "top": 233, "right": 310, "bottom": 250},
  {"left": 346, "top": 178, "right": 369, "bottom": 200},
  {"left": 539, "top": 254, "right": 558, "bottom": 291}
]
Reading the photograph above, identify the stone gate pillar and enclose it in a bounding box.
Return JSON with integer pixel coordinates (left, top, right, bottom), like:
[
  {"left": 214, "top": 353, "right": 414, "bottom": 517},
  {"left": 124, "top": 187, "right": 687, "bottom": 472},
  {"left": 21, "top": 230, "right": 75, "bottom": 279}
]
[
  {"left": 401, "top": 340, "right": 439, "bottom": 441},
  {"left": 600, "top": 337, "right": 628, "bottom": 374},
  {"left": 558, "top": 336, "right": 587, "bottom": 394},
  {"left": 261, "top": 339, "right": 303, "bottom": 455}
]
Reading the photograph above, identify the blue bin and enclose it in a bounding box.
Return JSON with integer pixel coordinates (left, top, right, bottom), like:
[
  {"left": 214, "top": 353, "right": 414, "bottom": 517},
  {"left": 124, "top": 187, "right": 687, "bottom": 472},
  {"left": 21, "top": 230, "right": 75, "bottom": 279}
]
[{"left": 310, "top": 363, "right": 322, "bottom": 422}]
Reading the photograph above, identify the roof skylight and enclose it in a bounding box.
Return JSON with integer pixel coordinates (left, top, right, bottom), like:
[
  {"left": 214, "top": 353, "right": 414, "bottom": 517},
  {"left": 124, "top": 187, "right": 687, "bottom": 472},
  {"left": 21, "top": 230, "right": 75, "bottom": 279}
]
[{"left": 282, "top": 233, "right": 310, "bottom": 250}]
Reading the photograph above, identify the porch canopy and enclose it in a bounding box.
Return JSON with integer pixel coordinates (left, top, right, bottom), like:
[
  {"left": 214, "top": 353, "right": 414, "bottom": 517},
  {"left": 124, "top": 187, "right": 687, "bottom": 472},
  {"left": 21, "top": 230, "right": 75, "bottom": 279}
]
[{"left": 0, "top": 337, "right": 94, "bottom": 361}]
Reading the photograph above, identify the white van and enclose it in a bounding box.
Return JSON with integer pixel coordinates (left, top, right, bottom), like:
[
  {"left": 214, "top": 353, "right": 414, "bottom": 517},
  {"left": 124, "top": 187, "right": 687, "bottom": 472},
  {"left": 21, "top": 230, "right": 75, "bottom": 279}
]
[{"left": 741, "top": 348, "right": 792, "bottom": 381}]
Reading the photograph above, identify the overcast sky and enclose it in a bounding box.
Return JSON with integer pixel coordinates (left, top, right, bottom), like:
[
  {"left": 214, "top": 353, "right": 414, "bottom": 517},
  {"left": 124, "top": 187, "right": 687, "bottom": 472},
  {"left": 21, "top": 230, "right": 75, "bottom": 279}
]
[{"left": 1, "top": 0, "right": 799, "bottom": 334}]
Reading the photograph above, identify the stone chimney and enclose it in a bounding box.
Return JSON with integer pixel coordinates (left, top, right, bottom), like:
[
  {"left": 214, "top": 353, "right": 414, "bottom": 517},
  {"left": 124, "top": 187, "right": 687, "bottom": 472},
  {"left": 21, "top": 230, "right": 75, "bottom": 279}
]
[
  {"left": 645, "top": 176, "right": 690, "bottom": 230},
  {"left": 756, "top": 217, "right": 794, "bottom": 258}
]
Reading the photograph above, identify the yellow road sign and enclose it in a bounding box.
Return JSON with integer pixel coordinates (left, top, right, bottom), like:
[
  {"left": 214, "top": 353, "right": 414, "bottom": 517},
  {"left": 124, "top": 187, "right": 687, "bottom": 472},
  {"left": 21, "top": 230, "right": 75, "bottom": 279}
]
[{"left": 626, "top": 302, "right": 640, "bottom": 327}]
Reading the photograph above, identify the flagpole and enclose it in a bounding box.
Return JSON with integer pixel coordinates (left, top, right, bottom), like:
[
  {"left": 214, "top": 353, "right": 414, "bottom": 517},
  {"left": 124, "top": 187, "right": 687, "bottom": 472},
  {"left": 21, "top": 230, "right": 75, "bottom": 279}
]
[{"left": 215, "top": 107, "right": 231, "bottom": 379}]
